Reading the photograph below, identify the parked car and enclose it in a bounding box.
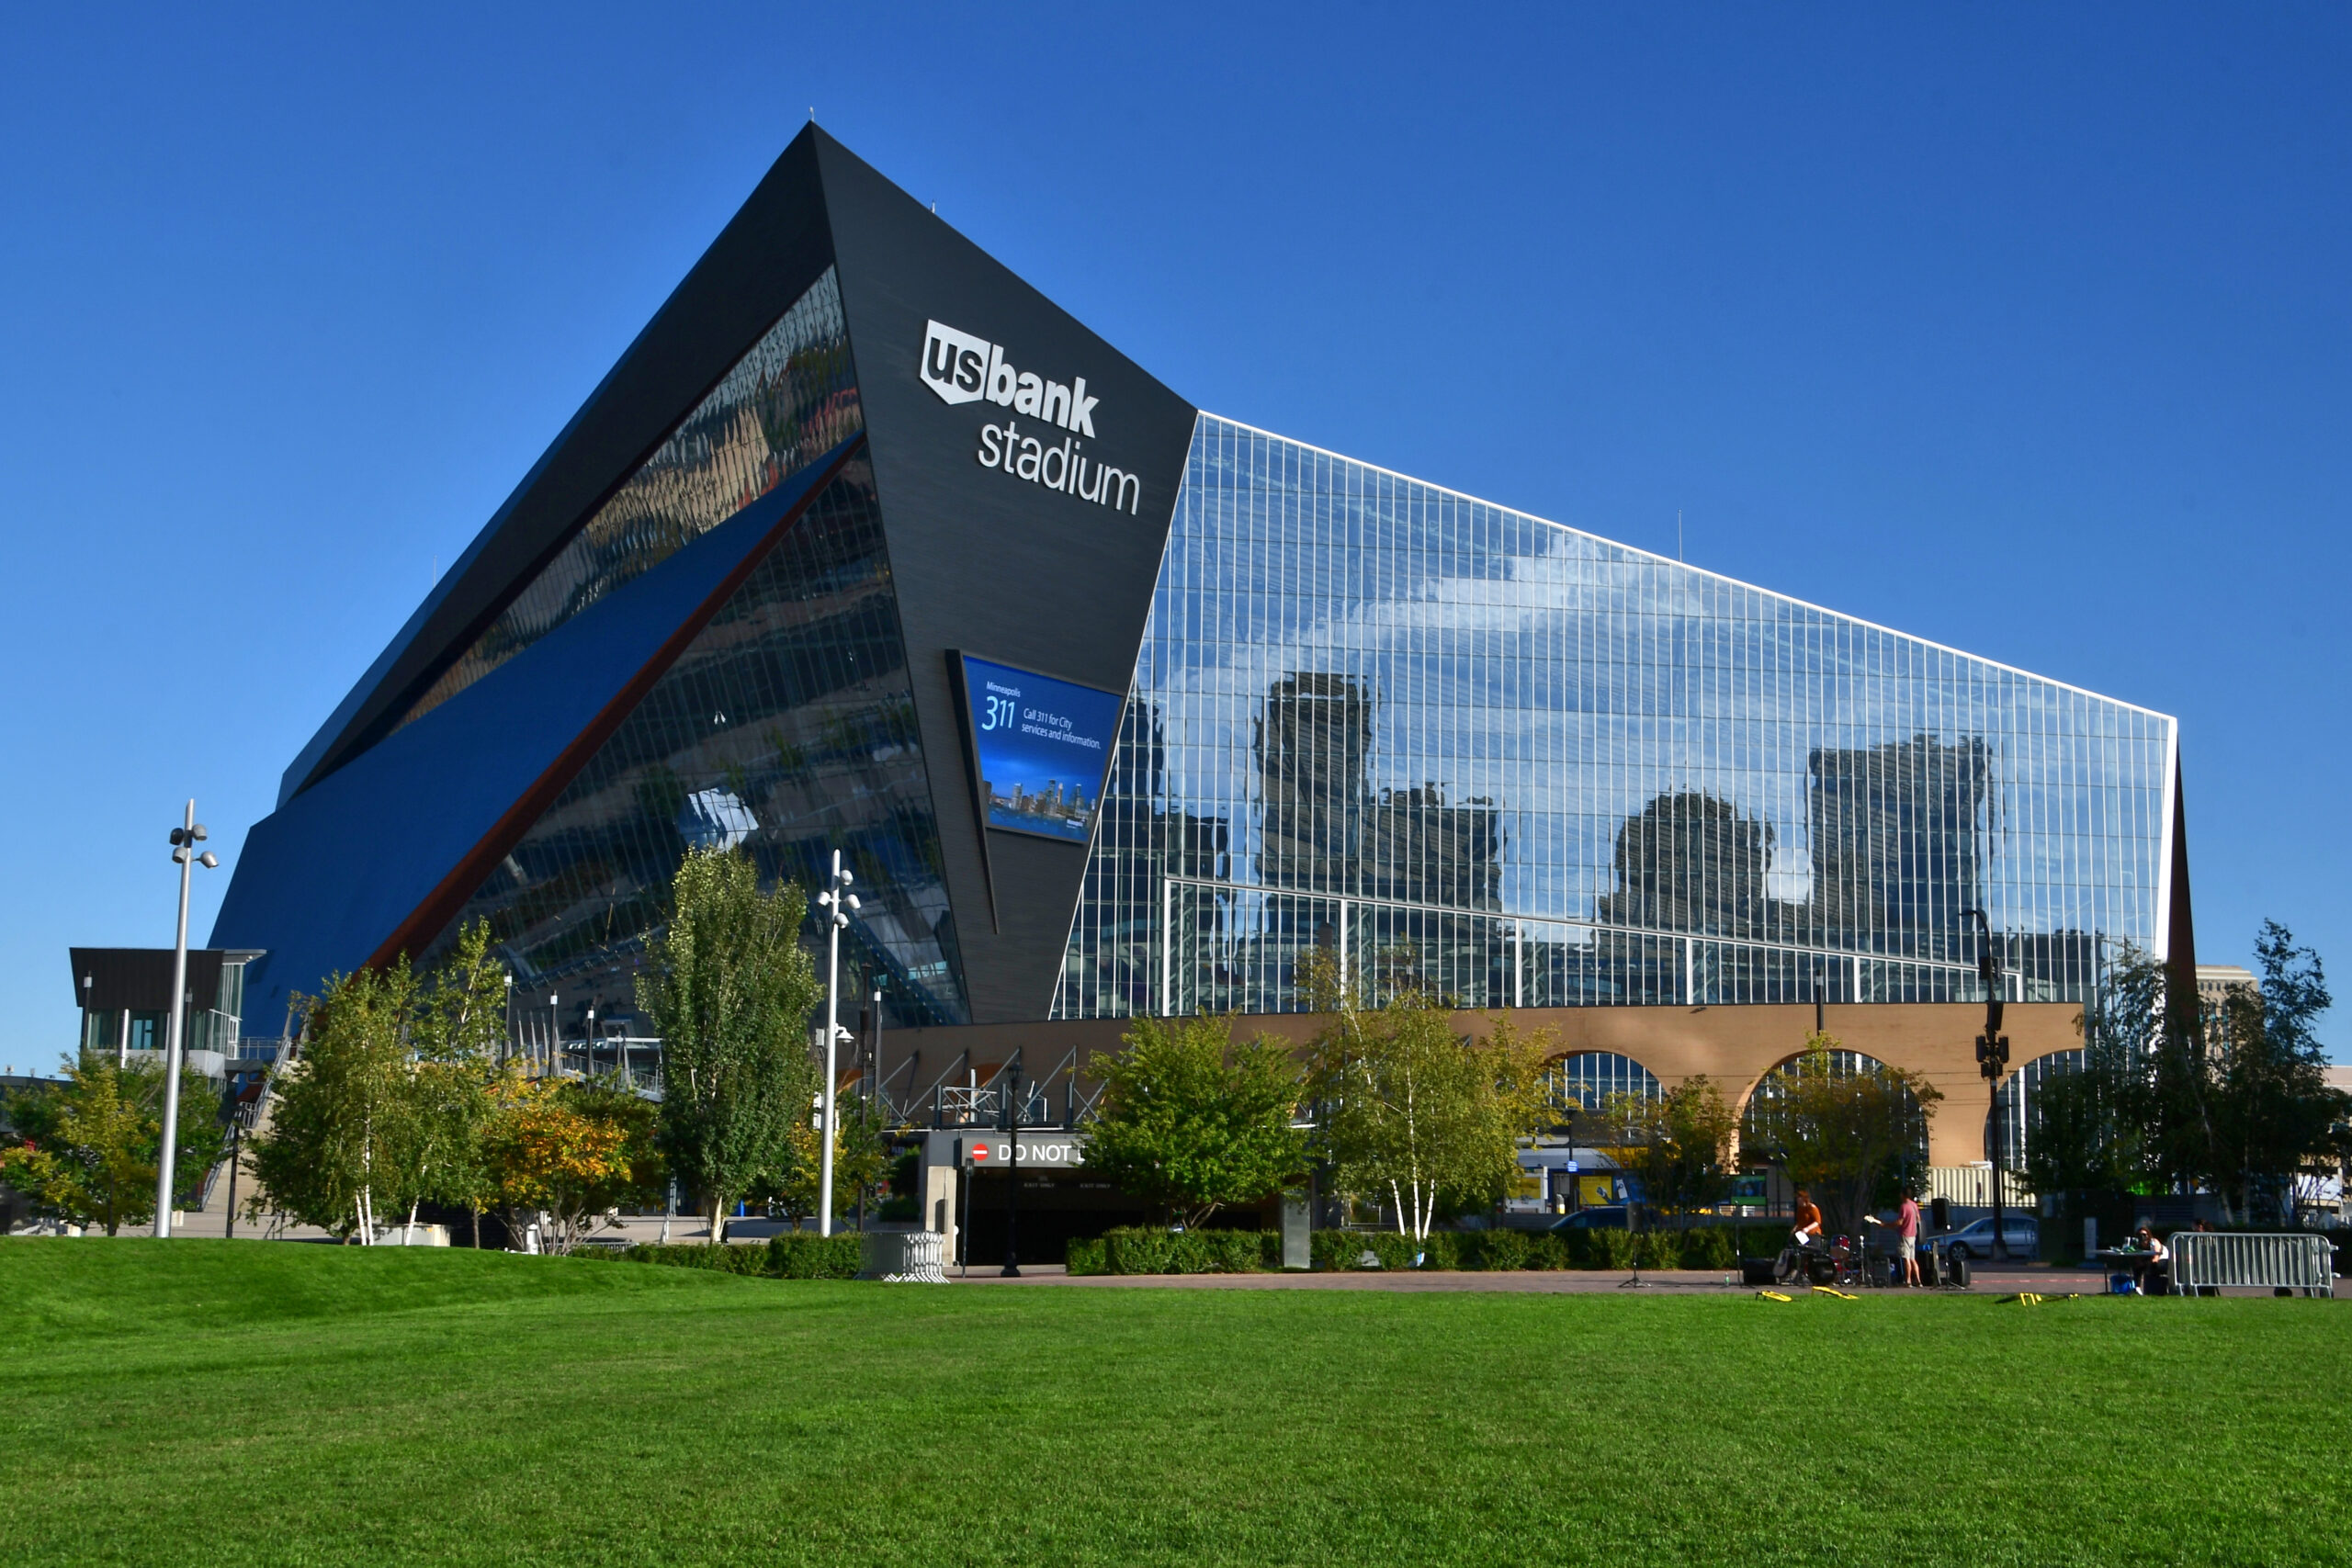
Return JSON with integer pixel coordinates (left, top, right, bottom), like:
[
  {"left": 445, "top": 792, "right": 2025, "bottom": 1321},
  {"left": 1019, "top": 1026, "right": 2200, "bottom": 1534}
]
[
  {"left": 1933, "top": 1216, "right": 2039, "bottom": 1262},
  {"left": 1550, "top": 1205, "right": 1631, "bottom": 1231}
]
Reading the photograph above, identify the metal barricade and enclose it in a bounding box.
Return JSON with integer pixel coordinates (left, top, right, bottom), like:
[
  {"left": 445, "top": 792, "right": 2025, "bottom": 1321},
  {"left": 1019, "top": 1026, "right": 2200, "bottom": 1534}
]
[
  {"left": 861, "top": 1230, "right": 948, "bottom": 1283},
  {"left": 2168, "top": 1232, "right": 2335, "bottom": 1296}
]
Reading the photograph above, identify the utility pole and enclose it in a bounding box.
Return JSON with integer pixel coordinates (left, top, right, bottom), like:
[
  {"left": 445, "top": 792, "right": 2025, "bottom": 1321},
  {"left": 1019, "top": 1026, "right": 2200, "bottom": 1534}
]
[
  {"left": 154, "top": 801, "right": 219, "bottom": 1237},
  {"left": 1001, "top": 1058, "right": 1023, "bottom": 1277}
]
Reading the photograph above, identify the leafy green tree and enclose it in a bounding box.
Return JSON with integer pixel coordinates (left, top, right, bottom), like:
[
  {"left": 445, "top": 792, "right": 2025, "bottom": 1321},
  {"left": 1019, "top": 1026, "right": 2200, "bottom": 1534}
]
[
  {"left": 5, "top": 1062, "right": 219, "bottom": 1232},
  {"left": 483, "top": 1069, "right": 662, "bottom": 1253},
  {"left": 406, "top": 921, "right": 512, "bottom": 1245},
  {"left": 770, "top": 1088, "right": 894, "bottom": 1227},
  {"left": 2021, "top": 1064, "right": 2146, "bottom": 1199},
  {"left": 639, "top": 847, "right": 822, "bottom": 1244},
  {"left": 2210, "top": 921, "right": 2345, "bottom": 1222},
  {"left": 1, "top": 1055, "right": 222, "bottom": 1235},
  {"left": 1304, "top": 957, "right": 1521, "bottom": 1245},
  {"left": 250, "top": 962, "right": 420, "bottom": 1239},
  {"left": 1746, "top": 1034, "right": 1939, "bottom": 1237},
  {"left": 1608, "top": 1075, "right": 1737, "bottom": 1229},
  {"left": 2048, "top": 929, "right": 2346, "bottom": 1221},
  {"left": 1083, "top": 1014, "right": 1306, "bottom": 1228}
]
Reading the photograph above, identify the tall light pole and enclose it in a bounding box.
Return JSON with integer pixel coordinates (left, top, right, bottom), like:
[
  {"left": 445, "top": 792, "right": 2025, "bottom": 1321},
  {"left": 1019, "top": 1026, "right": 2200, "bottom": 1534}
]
[
  {"left": 155, "top": 801, "right": 219, "bottom": 1238},
  {"left": 815, "top": 851, "right": 858, "bottom": 1236}
]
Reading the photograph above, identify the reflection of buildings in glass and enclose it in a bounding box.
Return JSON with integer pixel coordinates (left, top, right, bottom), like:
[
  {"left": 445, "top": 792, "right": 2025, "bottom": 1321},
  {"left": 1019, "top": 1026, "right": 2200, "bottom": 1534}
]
[
  {"left": 1806, "top": 733, "right": 1990, "bottom": 961},
  {"left": 1255, "top": 673, "right": 1369, "bottom": 896},
  {"left": 1254, "top": 672, "right": 1500, "bottom": 909},
  {"left": 1597, "top": 791, "right": 1775, "bottom": 939},
  {"left": 418, "top": 456, "right": 969, "bottom": 1029},
  {"left": 1055, "top": 417, "right": 2171, "bottom": 1021},
  {"left": 1052, "top": 700, "right": 1230, "bottom": 1016}
]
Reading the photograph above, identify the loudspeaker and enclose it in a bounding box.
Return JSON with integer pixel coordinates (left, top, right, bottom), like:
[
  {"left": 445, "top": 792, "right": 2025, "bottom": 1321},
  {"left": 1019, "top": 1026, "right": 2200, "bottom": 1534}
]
[
  {"left": 1918, "top": 1250, "right": 1940, "bottom": 1288},
  {"left": 1948, "top": 1254, "right": 1971, "bottom": 1289}
]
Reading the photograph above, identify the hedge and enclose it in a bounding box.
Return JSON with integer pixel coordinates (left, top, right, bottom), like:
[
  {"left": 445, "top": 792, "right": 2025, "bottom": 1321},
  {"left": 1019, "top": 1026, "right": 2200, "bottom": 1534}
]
[
  {"left": 1065, "top": 1227, "right": 1279, "bottom": 1275},
  {"left": 592, "top": 1234, "right": 864, "bottom": 1280},
  {"left": 1306, "top": 1223, "right": 1761, "bottom": 1272}
]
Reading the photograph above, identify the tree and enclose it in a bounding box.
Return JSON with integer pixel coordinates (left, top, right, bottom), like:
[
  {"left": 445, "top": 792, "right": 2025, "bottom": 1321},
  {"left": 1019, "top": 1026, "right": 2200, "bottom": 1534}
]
[
  {"left": 2210, "top": 922, "right": 2345, "bottom": 1223},
  {"left": 1306, "top": 976, "right": 1523, "bottom": 1246},
  {"left": 482, "top": 1070, "right": 662, "bottom": 1253},
  {"left": 0, "top": 1055, "right": 220, "bottom": 1235},
  {"left": 2020, "top": 1063, "right": 2146, "bottom": 1199},
  {"left": 2045, "top": 929, "right": 2346, "bottom": 1221},
  {"left": 1083, "top": 1014, "right": 1306, "bottom": 1228},
  {"left": 406, "top": 921, "right": 512, "bottom": 1246},
  {"left": 1747, "top": 1034, "right": 1939, "bottom": 1237},
  {"left": 771, "top": 1088, "right": 894, "bottom": 1228},
  {"left": 250, "top": 962, "right": 420, "bottom": 1240},
  {"left": 1608, "top": 1076, "right": 1737, "bottom": 1229},
  {"left": 639, "top": 847, "right": 822, "bottom": 1244}
]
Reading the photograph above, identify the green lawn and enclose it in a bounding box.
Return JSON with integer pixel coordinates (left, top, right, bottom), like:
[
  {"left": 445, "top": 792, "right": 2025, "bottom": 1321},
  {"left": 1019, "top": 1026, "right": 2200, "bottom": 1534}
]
[{"left": 1, "top": 1241, "right": 2343, "bottom": 1566}]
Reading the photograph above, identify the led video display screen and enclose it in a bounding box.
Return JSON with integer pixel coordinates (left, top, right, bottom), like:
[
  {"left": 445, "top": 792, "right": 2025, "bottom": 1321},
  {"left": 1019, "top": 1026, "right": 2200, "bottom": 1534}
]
[{"left": 956, "top": 654, "right": 1125, "bottom": 844}]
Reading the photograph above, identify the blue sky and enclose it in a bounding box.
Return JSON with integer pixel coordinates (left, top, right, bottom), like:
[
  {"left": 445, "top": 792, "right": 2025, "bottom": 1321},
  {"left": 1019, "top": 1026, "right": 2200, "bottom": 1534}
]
[{"left": 4, "top": 6, "right": 2347, "bottom": 1065}]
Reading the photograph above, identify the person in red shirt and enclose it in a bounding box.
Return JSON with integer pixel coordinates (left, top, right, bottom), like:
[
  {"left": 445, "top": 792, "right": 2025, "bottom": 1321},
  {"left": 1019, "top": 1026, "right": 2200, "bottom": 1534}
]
[{"left": 1894, "top": 1190, "right": 1922, "bottom": 1286}]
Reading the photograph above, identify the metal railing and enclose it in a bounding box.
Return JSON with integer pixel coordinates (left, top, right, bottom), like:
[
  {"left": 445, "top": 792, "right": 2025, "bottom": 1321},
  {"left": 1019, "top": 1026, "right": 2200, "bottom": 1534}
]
[{"left": 2169, "top": 1232, "right": 2335, "bottom": 1296}]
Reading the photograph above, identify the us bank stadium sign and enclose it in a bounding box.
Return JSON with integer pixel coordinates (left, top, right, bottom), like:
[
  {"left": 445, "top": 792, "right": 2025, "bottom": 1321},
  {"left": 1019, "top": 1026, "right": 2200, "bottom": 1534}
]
[{"left": 921, "top": 320, "right": 1144, "bottom": 515}]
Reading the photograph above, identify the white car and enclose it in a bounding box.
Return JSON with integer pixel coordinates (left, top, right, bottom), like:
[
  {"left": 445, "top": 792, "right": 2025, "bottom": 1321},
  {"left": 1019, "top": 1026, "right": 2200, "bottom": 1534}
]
[{"left": 1933, "top": 1215, "right": 2039, "bottom": 1262}]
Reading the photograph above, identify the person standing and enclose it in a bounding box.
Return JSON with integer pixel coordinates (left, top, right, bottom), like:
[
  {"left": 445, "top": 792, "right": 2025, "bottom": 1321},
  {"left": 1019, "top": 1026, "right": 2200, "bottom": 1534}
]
[{"left": 1895, "top": 1189, "right": 1922, "bottom": 1286}]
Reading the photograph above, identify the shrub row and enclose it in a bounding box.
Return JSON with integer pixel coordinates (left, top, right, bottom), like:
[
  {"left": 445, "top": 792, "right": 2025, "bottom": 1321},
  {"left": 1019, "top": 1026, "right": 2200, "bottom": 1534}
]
[
  {"left": 1309, "top": 1224, "right": 1754, "bottom": 1272},
  {"left": 1068, "top": 1227, "right": 1280, "bottom": 1275},
  {"left": 590, "top": 1234, "right": 865, "bottom": 1280},
  {"left": 1065, "top": 1223, "right": 1789, "bottom": 1275}
]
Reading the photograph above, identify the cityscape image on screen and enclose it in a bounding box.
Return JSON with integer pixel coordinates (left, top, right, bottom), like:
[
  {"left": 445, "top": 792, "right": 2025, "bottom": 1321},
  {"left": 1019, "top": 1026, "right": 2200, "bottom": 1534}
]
[{"left": 958, "top": 654, "right": 1125, "bottom": 845}]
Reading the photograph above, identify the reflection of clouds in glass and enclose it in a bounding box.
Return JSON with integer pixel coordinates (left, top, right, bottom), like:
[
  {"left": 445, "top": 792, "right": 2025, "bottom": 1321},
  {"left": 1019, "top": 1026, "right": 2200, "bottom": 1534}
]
[
  {"left": 1057, "top": 418, "right": 2173, "bottom": 1018},
  {"left": 678, "top": 788, "right": 757, "bottom": 852}
]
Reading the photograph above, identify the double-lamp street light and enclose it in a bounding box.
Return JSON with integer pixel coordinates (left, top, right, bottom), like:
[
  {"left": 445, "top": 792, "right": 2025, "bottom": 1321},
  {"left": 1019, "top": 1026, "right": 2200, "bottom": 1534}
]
[
  {"left": 155, "top": 801, "right": 220, "bottom": 1238},
  {"left": 814, "top": 850, "right": 858, "bottom": 1237}
]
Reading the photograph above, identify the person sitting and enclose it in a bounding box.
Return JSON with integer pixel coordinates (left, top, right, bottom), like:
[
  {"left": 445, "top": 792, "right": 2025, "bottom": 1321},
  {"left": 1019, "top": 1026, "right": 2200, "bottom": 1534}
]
[
  {"left": 1792, "top": 1190, "right": 1824, "bottom": 1254},
  {"left": 2130, "top": 1223, "right": 2171, "bottom": 1295}
]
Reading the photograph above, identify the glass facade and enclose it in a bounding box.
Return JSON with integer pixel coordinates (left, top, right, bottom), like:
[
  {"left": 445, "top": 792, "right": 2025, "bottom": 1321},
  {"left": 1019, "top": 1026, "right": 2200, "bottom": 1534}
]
[
  {"left": 1550, "top": 1051, "right": 1663, "bottom": 1111},
  {"left": 1057, "top": 415, "right": 2174, "bottom": 1021},
  {"left": 399, "top": 268, "right": 861, "bottom": 731},
  {"left": 416, "top": 452, "right": 967, "bottom": 1032}
]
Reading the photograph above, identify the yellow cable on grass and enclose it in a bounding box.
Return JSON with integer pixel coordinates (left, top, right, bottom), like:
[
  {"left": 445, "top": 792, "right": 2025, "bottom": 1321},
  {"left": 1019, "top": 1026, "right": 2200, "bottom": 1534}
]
[
  {"left": 1756, "top": 1290, "right": 1792, "bottom": 1302},
  {"left": 1811, "top": 1286, "right": 1859, "bottom": 1300}
]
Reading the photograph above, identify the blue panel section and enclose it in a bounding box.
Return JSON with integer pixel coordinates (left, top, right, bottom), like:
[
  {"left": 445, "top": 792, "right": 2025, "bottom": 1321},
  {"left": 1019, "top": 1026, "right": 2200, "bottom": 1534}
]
[{"left": 214, "top": 441, "right": 853, "bottom": 1035}]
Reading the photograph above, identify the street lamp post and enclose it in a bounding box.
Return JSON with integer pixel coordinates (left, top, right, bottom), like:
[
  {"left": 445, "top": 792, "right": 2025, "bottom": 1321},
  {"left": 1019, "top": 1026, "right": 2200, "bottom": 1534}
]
[
  {"left": 1965, "top": 908, "right": 2013, "bottom": 1262},
  {"left": 815, "top": 851, "right": 858, "bottom": 1236},
  {"left": 1001, "top": 1059, "right": 1023, "bottom": 1277},
  {"left": 155, "top": 800, "right": 220, "bottom": 1238}
]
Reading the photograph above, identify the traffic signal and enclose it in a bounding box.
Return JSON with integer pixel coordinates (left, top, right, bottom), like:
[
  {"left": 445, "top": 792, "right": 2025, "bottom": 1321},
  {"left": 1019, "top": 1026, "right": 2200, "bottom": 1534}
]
[{"left": 1974, "top": 1033, "right": 2011, "bottom": 1079}]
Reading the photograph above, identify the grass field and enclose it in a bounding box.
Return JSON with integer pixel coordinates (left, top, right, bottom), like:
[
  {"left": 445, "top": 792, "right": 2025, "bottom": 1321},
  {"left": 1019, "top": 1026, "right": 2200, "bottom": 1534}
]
[{"left": 2, "top": 1240, "right": 2344, "bottom": 1566}]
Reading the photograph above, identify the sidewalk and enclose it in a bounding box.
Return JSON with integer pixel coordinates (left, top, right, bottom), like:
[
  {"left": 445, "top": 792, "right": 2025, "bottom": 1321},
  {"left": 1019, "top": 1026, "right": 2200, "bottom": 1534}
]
[{"left": 948, "top": 1263, "right": 2347, "bottom": 1297}]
